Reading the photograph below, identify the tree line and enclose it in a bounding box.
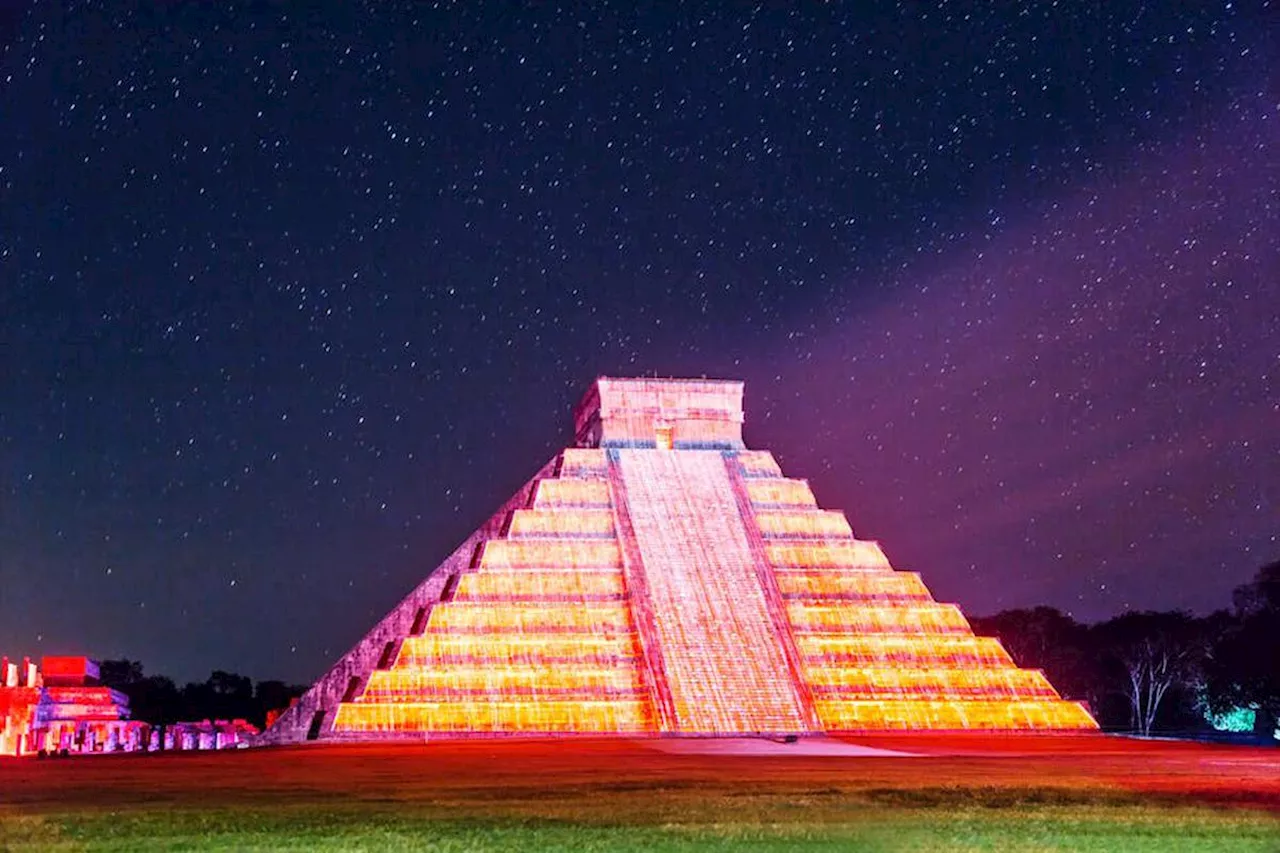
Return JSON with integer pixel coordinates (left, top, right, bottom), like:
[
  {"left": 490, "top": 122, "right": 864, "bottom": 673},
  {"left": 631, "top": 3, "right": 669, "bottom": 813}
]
[
  {"left": 97, "top": 661, "right": 307, "bottom": 737},
  {"left": 970, "top": 560, "right": 1279, "bottom": 737},
  {"left": 93, "top": 561, "right": 1277, "bottom": 742}
]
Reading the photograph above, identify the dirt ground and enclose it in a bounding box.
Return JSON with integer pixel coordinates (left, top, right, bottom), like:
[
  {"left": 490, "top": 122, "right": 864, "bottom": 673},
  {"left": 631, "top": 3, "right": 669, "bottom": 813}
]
[{"left": 1, "top": 733, "right": 1276, "bottom": 814}]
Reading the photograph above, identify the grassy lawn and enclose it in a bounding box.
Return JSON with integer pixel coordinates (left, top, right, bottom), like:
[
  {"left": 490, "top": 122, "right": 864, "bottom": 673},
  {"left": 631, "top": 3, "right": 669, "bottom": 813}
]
[{"left": 2, "top": 737, "right": 1277, "bottom": 851}]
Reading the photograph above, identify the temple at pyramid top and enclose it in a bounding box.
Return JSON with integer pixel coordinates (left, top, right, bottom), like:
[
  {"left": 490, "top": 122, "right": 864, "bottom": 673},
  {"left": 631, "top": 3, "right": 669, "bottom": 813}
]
[
  {"left": 574, "top": 377, "right": 745, "bottom": 450},
  {"left": 262, "top": 375, "right": 1096, "bottom": 744}
]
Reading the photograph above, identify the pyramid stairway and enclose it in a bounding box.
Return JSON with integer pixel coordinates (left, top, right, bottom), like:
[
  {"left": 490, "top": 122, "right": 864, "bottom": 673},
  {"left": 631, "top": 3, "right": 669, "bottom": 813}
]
[{"left": 268, "top": 378, "right": 1095, "bottom": 742}]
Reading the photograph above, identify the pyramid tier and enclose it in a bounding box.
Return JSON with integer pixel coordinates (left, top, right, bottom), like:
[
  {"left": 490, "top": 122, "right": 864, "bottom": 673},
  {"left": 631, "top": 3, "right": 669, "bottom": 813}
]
[
  {"left": 766, "top": 540, "right": 891, "bottom": 570},
  {"left": 478, "top": 539, "right": 622, "bottom": 570},
  {"left": 397, "top": 633, "right": 643, "bottom": 666},
  {"left": 795, "top": 635, "right": 1016, "bottom": 667},
  {"left": 532, "top": 478, "right": 612, "bottom": 508},
  {"left": 745, "top": 479, "right": 817, "bottom": 507},
  {"left": 360, "top": 664, "right": 645, "bottom": 698},
  {"left": 736, "top": 451, "right": 783, "bottom": 477},
  {"left": 560, "top": 449, "right": 609, "bottom": 477},
  {"left": 774, "top": 570, "right": 931, "bottom": 600},
  {"left": 814, "top": 699, "right": 1097, "bottom": 731},
  {"left": 805, "top": 666, "right": 1057, "bottom": 699},
  {"left": 754, "top": 510, "right": 853, "bottom": 539},
  {"left": 453, "top": 569, "right": 626, "bottom": 601},
  {"left": 508, "top": 509, "right": 616, "bottom": 538},
  {"left": 425, "top": 601, "right": 633, "bottom": 633},
  {"left": 787, "top": 602, "right": 972, "bottom": 633},
  {"left": 333, "top": 699, "right": 654, "bottom": 734}
]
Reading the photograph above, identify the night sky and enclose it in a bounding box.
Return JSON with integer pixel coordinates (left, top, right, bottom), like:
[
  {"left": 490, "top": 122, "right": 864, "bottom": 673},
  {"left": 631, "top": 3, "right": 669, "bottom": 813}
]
[{"left": 2, "top": 3, "right": 1276, "bottom": 685}]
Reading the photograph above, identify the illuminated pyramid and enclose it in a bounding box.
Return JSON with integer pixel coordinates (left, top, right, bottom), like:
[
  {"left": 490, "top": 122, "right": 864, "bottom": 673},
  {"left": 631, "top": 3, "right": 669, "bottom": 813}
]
[{"left": 264, "top": 378, "right": 1095, "bottom": 742}]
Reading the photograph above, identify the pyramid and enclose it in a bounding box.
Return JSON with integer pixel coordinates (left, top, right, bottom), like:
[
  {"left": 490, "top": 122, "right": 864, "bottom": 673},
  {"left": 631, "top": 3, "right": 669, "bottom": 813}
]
[{"left": 263, "top": 378, "right": 1095, "bottom": 742}]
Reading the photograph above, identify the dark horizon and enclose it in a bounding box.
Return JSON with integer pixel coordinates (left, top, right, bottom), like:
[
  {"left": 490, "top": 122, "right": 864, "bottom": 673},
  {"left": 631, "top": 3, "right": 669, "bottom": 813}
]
[{"left": 2, "top": 3, "right": 1275, "bottom": 685}]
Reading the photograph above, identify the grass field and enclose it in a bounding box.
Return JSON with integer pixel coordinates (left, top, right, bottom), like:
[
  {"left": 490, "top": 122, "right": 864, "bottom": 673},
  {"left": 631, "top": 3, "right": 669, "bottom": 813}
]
[{"left": 1, "top": 735, "right": 1277, "bottom": 851}]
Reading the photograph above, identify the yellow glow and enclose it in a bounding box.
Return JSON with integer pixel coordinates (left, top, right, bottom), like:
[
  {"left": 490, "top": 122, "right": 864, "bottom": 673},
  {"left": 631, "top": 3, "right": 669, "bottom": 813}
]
[
  {"left": 754, "top": 511, "right": 852, "bottom": 538},
  {"left": 334, "top": 699, "right": 654, "bottom": 733},
  {"left": 508, "top": 509, "right": 616, "bottom": 538},
  {"left": 814, "top": 699, "right": 1097, "bottom": 730},
  {"left": 363, "top": 665, "right": 643, "bottom": 695},
  {"left": 787, "top": 602, "right": 971, "bottom": 633},
  {"left": 325, "top": 417, "right": 1098, "bottom": 737},
  {"left": 775, "top": 570, "right": 930, "bottom": 599},
  {"left": 398, "top": 633, "right": 642, "bottom": 665},
  {"left": 479, "top": 539, "right": 622, "bottom": 569},
  {"left": 454, "top": 570, "right": 626, "bottom": 600},
  {"left": 804, "top": 666, "right": 1056, "bottom": 697},
  {"left": 427, "top": 602, "right": 633, "bottom": 633},
  {"left": 532, "top": 478, "right": 612, "bottom": 507},
  {"left": 735, "top": 451, "right": 782, "bottom": 477},
  {"left": 767, "top": 540, "right": 891, "bottom": 569},
  {"left": 795, "top": 635, "right": 1015, "bottom": 666},
  {"left": 560, "top": 448, "right": 609, "bottom": 476},
  {"left": 745, "top": 479, "right": 816, "bottom": 507}
]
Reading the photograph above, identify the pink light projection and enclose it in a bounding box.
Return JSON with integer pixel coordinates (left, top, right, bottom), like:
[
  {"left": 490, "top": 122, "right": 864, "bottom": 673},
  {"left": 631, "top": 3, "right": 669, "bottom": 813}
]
[{"left": 267, "top": 377, "right": 1097, "bottom": 742}]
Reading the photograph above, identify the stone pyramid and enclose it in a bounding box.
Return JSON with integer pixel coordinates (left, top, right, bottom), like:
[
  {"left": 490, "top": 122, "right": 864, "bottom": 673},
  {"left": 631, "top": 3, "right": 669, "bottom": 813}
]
[{"left": 263, "top": 378, "right": 1095, "bottom": 742}]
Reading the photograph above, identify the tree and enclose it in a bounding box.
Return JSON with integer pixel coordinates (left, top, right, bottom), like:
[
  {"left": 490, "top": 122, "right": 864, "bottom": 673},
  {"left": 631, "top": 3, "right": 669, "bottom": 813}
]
[
  {"left": 127, "top": 676, "right": 182, "bottom": 749},
  {"left": 98, "top": 659, "right": 144, "bottom": 689},
  {"left": 969, "top": 607, "right": 1102, "bottom": 709},
  {"left": 72, "top": 661, "right": 308, "bottom": 744},
  {"left": 1207, "top": 561, "right": 1280, "bottom": 736},
  {"left": 207, "top": 670, "right": 253, "bottom": 701},
  {"left": 253, "top": 680, "right": 308, "bottom": 730},
  {"left": 181, "top": 671, "right": 255, "bottom": 723},
  {"left": 1232, "top": 560, "right": 1280, "bottom": 617},
  {"left": 1092, "top": 611, "right": 1212, "bottom": 737}
]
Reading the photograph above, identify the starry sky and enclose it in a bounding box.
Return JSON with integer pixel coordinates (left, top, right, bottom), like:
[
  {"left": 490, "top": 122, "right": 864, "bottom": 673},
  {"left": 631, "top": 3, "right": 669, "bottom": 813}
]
[{"left": 2, "top": 3, "right": 1276, "bottom": 685}]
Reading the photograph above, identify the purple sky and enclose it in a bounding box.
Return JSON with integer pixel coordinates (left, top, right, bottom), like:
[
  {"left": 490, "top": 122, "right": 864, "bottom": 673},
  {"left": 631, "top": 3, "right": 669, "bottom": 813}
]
[
  {"left": 754, "top": 100, "right": 1277, "bottom": 621},
  {"left": 2, "top": 3, "right": 1275, "bottom": 684}
]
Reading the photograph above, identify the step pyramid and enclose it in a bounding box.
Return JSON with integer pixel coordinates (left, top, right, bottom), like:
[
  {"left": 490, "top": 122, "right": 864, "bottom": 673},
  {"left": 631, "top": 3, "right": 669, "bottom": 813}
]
[{"left": 263, "top": 377, "right": 1095, "bottom": 742}]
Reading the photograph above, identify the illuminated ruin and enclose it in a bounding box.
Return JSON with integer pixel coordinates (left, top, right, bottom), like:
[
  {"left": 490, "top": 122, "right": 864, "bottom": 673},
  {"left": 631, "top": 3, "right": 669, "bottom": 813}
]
[
  {"left": 0, "top": 656, "right": 149, "bottom": 755},
  {"left": 0, "top": 657, "right": 260, "bottom": 756},
  {"left": 264, "top": 377, "right": 1096, "bottom": 742}
]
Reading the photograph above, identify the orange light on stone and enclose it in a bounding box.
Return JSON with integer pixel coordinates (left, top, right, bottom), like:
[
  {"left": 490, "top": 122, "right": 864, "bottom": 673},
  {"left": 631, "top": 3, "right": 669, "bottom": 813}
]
[
  {"left": 453, "top": 570, "right": 626, "bottom": 601},
  {"left": 507, "top": 509, "right": 616, "bottom": 538},
  {"left": 805, "top": 666, "right": 1057, "bottom": 698},
  {"left": 398, "top": 634, "right": 642, "bottom": 666},
  {"left": 754, "top": 511, "right": 853, "bottom": 539},
  {"left": 736, "top": 451, "right": 783, "bottom": 477},
  {"left": 560, "top": 449, "right": 609, "bottom": 477},
  {"left": 774, "top": 570, "right": 931, "bottom": 600},
  {"left": 478, "top": 539, "right": 622, "bottom": 569},
  {"left": 787, "top": 602, "right": 971, "bottom": 633},
  {"left": 766, "top": 540, "right": 891, "bottom": 570},
  {"left": 745, "top": 479, "right": 816, "bottom": 507},
  {"left": 795, "top": 634, "right": 1017, "bottom": 667},
  {"left": 362, "top": 665, "right": 644, "bottom": 696},
  {"left": 814, "top": 699, "right": 1096, "bottom": 731},
  {"left": 284, "top": 377, "right": 1098, "bottom": 745},
  {"left": 333, "top": 699, "right": 654, "bottom": 733},
  {"left": 533, "top": 479, "right": 612, "bottom": 508},
  {"left": 427, "top": 602, "right": 634, "bottom": 633}
]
